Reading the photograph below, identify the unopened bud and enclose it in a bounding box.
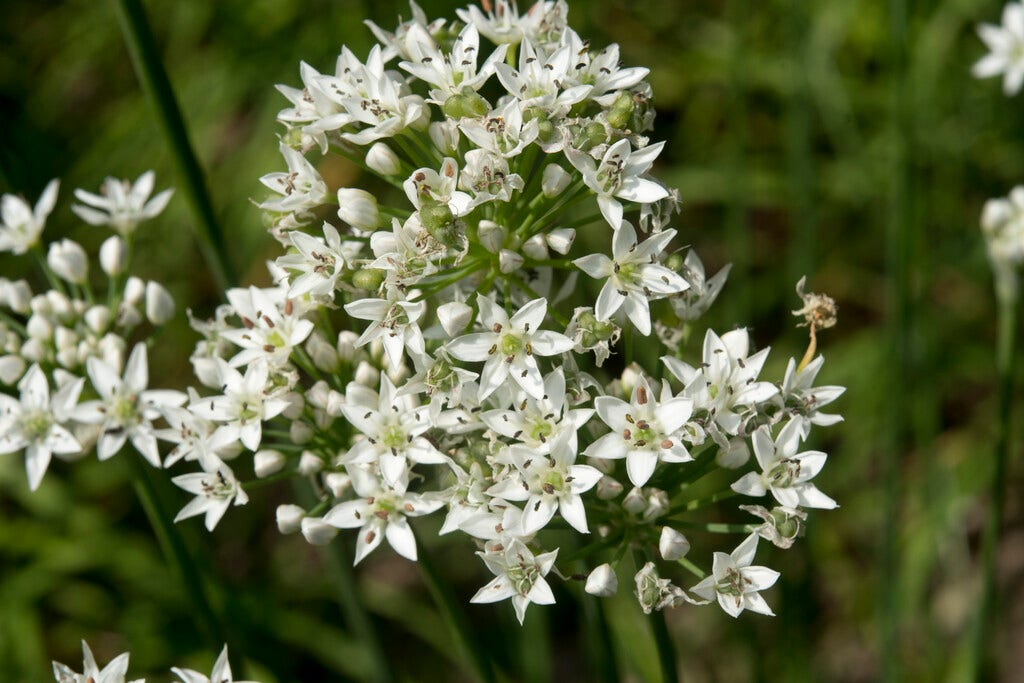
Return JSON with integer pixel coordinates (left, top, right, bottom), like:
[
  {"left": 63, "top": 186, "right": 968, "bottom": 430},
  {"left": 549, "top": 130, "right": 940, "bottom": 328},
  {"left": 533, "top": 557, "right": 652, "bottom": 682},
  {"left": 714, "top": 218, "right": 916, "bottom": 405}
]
[
  {"left": 429, "top": 119, "right": 462, "bottom": 155},
  {"left": 354, "top": 360, "right": 379, "bottom": 387},
  {"left": 0, "top": 355, "right": 26, "bottom": 384},
  {"left": 290, "top": 421, "right": 313, "bottom": 445},
  {"left": 337, "top": 331, "right": 359, "bottom": 361},
  {"left": 337, "top": 188, "right": 379, "bottom": 230},
  {"left": 623, "top": 486, "right": 646, "bottom": 514},
  {"left": 300, "top": 516, "right": 337, "bottom": 545},
  {"left": 499, "top": 249, "right": 523, "bottom": 273},
  {"left": 366, "top": 142, "right": 401, "bottom": 176},
  {"left": 84, "top": 306, "right": 111, "bottom": 335},
  {"left": 254, "top": 449, "right": 287, "bottom": 478},
  {"left": 438, "top": 301, "right": 473, "bottom": 337},
  {"left": 542, "top": 164, "right": 571, "bottom": 197},
  {"left": 716, "top": 437, "right": 750, "bottom": 469},
  {"left": 595, "top": 475, "right": 624, "bottom": 500},
  {"left": 546, "top": 228, "right": 576, "bottom": 255},
  {"left": 324, "top": 471, "right": 352, "bottom": 498},
  {"left": 585, "top": 563, "right": 619, "bottom": 597},
  {"left": 659, "top": 527, "right": 691, "bottom": 561},
  {"left": 298, "top": 450, "right": 323, "bottom": 475},
  {"left": 47, "top": 239, "right": 88, "bottom": 284},
  {"left": 522, "top": 234, "right": 548, "bottom": 260},
  {"left": 307, "top": 331, "right": 340, "bottom": 372},
  {"left": 276, "top": 504, "right": 305, "bottom": 534},
  {"left": 477, "top": 220, "right": 506, "bottom": 253},
  {"left": 643, "top": 489, "right": 670, "bottom": 521},
  {"left": 99, "top": 236, "right": 127, "bottom": 276},
  {"left": 145, "top": 281, "right": 175, "bottom": 325},
  {"left": 124, "top": 276, "right": 145, "bottom": 305}
]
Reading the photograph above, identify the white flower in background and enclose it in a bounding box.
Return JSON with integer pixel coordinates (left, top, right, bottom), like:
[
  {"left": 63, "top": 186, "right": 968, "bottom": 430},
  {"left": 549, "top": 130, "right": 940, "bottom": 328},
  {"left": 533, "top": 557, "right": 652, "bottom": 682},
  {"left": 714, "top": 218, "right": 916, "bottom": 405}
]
[
  {"left": 662, "top": 329, "right": 778, "bottom": 436},
  {"left": 72, "top": 171, "right": 173, "bottom": 235},
  {"left": 46, "top": 239, "right": 88, "bottom": 285},
  {"left": 981, "top": 185, "right": 1024, "bottom": 268},
  {"left": 671, "top": 249, "right": 732, "bottom": 321},
  {"left": 447, "top": 296, "right": 574, "bottom": 400},
  {"left": 0, "top": 364, "right": 83, "bottom": 490},
  {"left": 189, "top": 359, "right": 290, "bottom": 452},
  {"left": 691, "top": 533, "right": 780, "bottom": 617},
  {"left": 400, "top": 23, "right": 507, "bottom": 98},
  {"left": 0, "top": 179, "right": 58, "bottom": 255},
  {"left": 340, "top": 374, "right": 447, "bottom": 486},
  {"left": 731, "top": 421, "right": 838, "bottom": 509},
  {"left": 487, "top": 429, "right": 603, "bottom": 533},
  {"left": 52, "top": 640, "right": 142, "bottom": 683},
  {"left": 344, "top": 289, "right": 427, "bottom": 368},
  {"left": 973, "top": 1, "right": 1024, "bottom": 95},
  {"left": 471, "top": 539, "right": 558, "bottom": 624},
  {"left": 585, "top": 376, "right": 693, "bottom": 487},
  {"left": 171, "top": 645, "right": 257, "bottom": 683},
  {"left": 172, "top": 462, "right": 249, "bottom": 531},
  {"left": 566, "top": 139, "right": 669, "bottom": 228},
  {"left": 574, "top": 223, "right": 687, "bottom": 335},
  {"left": 73, "top": 343, "right": 186, "bottom": 466},
  {"left": 780, "top": 355, "right": 845, "bottom": 439},
  {"left": 323, "top": 466, "right": 443, "bottom": 563}
]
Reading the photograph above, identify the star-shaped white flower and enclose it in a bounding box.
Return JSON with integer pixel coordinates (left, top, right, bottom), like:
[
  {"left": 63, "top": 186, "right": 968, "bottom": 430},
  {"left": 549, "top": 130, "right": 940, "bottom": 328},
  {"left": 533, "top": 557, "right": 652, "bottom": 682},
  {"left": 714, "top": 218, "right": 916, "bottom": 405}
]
[
  {"left": 973, "top": 2, "right": 1024, "bottom": 96},
  {"left": 566, "top": 139, "right": 669, "bottom": 228},
  {"left": 259, "top": 144, "right": 330, "bottom": 215},
  {"left": 584, "top": 376, "right": 693, "bottom": 487},
  {"left": 72, "top": 171, "right": 173, "bottom": 235},
  {"left": 731, "top": 421, "right": 838, "bottom": 510},
  {"left": 172, "top": 462, "right": 249, "bottom": 531},
  {"left": 400, "top": 23, "right": 507, "bottom": 98},
  {"left": 278, "top": 223, "right": 361, "bottom": 298},
  {"left": 574, "top": 223, "right": 688, "bottom": 335},
  {"left": 323, "top": 466, "right": 443, "bottom": 564},
  {"left": 780, "top": 355, "right": 845, "bottom": 439},
  {"left": 0, "top": 364, "right": 83, "bottom": 490},
  {"left": 0, "top": 179, "right": 58, "bottom": 255},
  {"left": 691, "top": 533, "right": 780, "bottom": 617},
  {"left": 189, "top": 360, "right": 291, "bottom": 452},
  {"left": 52, "top": 640, "right": 143, "bottom": 683},
  {"left": 471, "top": 539, "right": 558, "bottom": 624},
  {"left": 73, "top": 343, "right": 187, "bottom": 466},
  {"left": 447, "top": 296, "right": 574, "bottom": 401},
  {"left": 220, "top": 285, "right": 314, "bottom": 368},
  {"left": 344, "top": 288, "right": 427, "bottom": 368},
  {"left": 171, "top": 645, "right": 257, "bottom": 683}
]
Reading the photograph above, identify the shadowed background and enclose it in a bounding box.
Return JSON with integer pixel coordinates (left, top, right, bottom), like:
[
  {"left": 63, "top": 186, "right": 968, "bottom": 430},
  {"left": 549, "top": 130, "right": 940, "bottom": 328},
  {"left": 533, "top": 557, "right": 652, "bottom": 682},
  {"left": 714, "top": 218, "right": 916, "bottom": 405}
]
[{"left": 1, "top": 0, "right": 1022, "bottom": 681}]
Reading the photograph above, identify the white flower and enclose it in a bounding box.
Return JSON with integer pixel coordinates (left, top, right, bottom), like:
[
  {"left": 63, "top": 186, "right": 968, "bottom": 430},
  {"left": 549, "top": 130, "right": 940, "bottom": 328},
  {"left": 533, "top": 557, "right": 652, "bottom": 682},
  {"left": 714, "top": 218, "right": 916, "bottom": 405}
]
[
  {"left": 278, "top": 223, "right": 359, "bottom": 298},
  {"left": 145, "top": 281, "right": 175, "bottom": 325},
  {"left": 220, "top": 286, "right": 314, "bottom": 368},
  {"left": 52, "top": 640, "right": 143, "bottom": 683},
  {"left": 780, "top": 355, "right": 845, "bottom": 439},
  {"left": 459, "top": 99, "right": 539, "bottom": 158},
  {"left": 0, "top": 179, "right": 58, "bottom": 254},
  {"left": 72, "top": 171, "right": 173, "bottom": 235},
  {"left": 566, "top": 139, "right": 669, "bottom": 229},
  {"left": 584, "top": 376, "right": 693, "bottom": 487},
  {"left": 981, "top": 186, "right": 1024, "bottom": 268},
  {"left": 332, "top": 45, "right": 427, "bottom": 146},
  {"left": 561, "top": 28, "right": 649, "bottom": 98},
  {"left": 171, "top": 645, "right": 257, "bottom": 683},
  {"left": 670, "top": 249, "right": 731, "bottom": 321},
  {"left": 259, "top": 144, "right": 329, "bottom": 215},
  {"left": 731, "top": 421, "right": 838, "bottom": 510},
  {"left": 459, "top": 149, "right": 524, "bottom": 207},
  {"left": 0, "top": 364, "right": 83, "bottom": 490},
  {"left": 973, "top": 2, "right": 1024, "bottom": 95},
  {"left": 74, "top": 343, "right": 187, "bottom": 466},
  {"left": 471, "top": 539, "right": 558, "bottom": 624},
  {"left": 494, "top": 40, "right": 592, "bottom": 113},
  {"left": 340, "top": 374, "right": 447, "bottom": 487},
  {"left": 400, "top": 23, "right": 507, "bottom": 98},
  {"left": 344, "top": 288, "right": 427, "bottom": 368},
  {"left": 189, "top": 360, "right": 291, "bottom": 452},
  {"left": 574, "top": 223, "right": 687, "bottom": 335},
  {"left": 585, "top": 563, "right": 618, "bottom": 596},
  {"left": 691, "top": 533, "right": 780, "bottom": 617},
  {"left": 403, "top": 157, "right": 473, "bottom": 216},
  {"left": 156, "top": 401, "right": 239, "bottom": 469},
  {"left": 47, "top": 239, "right": 89, "bottom": 284},
  {"left": 365, "top": 0, "right": 446, "bottom": 62},
  {"left": 323, "top": 467, "right": 443, "bottom": 563},
  {"left": 172, "top": 463, "right": 249, "bottom": 531},
  {"left": 634, "top": 561, "right": 693, "bottom": 613},
  {"left": 447, "top": 295, "right": 574, "bottom": 400}
]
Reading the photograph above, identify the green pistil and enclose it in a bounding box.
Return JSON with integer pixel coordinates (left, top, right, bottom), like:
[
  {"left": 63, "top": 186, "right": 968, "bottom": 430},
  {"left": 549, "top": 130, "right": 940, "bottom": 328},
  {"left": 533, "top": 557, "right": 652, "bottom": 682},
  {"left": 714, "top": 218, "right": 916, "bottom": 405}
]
[
  {"left": 20, "top": 411, "right": 53, "bottom": 441},
  {"left": 499, "top": 333, "right": 524, "bottom": 357},
  {"left": 381, "top": 424, "right": 407, "bottom": 451}
]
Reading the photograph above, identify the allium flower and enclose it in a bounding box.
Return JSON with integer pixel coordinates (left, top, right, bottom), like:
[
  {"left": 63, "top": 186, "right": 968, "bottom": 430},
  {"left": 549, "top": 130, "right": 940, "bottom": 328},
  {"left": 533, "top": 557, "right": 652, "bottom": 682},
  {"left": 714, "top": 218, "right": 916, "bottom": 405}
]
[
  {"left": 670, "top": 249, "right": 732, "bottom": 321},
  {"left": 0, "top": 179, "right": 58, "bottom": 255},
  {"left": 52, "top": 640, "right": 142, "bottom": 683},
  {"left": 400, "top": 23, "right": 507, "bottom": 99},
  {"left": 690, "top": 534, "right": 779, "bottom": 617},
  {"left": 973, "top": 1, "right": 1024, "bottom": 95},
  {"left": 344, "top": 289, "right": 427, "bottom": 368},
  {"left": 171, "top": 645, "right": 257, "bottom": 683},
  {"left": 480, "top": 368, "right": 592, "bottom": 453},
  {"left": 188, "top": 359, "right": 290, "bottom": 452},
  {"left": 780, "top": 355, "right": 845, "bottom": 439},
  {"left": 981, "top": 185, "right": 1024, "bottom": 268},
  {"left": 447, "top": 296, "right": 573, "bottom": 400},
  {"left": 72, "top": 171, "right": 173, "bottom": 235},
  {"left": 0, "top": 364, "right": 83, "bottom": 490},
  {"left": 471, "top": 539, "right": 558, "bottom": 624},
  {"left": 173, "top": 463, "right": 249, "bottom": 531},
  {"left": 566, "top": 139, "right": 668, "bottom": 228},
  {"left": 731, "top": 421, "right": 838, "bottom": 510},
  {"left": 220, "top": 286, "right": 314, "bottom": 368},
  {"left": 573, "top": 223, "right": 688, "bottom": 335}
]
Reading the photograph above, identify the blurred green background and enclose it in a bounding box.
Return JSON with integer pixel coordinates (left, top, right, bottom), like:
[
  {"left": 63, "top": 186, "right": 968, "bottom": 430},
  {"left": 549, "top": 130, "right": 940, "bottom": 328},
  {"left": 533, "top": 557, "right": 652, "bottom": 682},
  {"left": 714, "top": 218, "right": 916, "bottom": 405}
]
[{"left": 1, "top": 0, "right": 1022, "bottom": 681}]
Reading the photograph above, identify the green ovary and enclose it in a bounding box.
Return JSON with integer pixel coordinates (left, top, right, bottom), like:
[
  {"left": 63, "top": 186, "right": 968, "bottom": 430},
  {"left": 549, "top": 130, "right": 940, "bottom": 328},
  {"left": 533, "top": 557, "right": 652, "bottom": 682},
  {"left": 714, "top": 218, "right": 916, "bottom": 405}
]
[{"left": 499, "top": 333, "right": 524, "bottom": 356}]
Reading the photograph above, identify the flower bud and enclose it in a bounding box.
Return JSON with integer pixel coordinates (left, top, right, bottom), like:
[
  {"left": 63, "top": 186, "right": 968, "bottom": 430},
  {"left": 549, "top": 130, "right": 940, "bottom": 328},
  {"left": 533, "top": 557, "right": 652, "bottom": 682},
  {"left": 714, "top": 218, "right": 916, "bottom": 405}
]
[
  {"left": 282, "top": 391, "right": 305, "bottom": 420},
  {"left": 659, "top": 527, "right": 691, "bottom": 561},
  {"left": 438, "top": 301, "right": 473, "bottom": 337},
  {"left": 307, "top": 331, "right": 339, "bottom": 372},
  {"left": 117, "top": 303, "right": 142, "bottom": 328},
  {"left": 352, "top": 267, "right": 386, "bottom": 291},
  {"left": 47, "top": 239, "right": 88, "bottom": 284},
  {"left": 0, "top": 279, "right": 32, "bottom": 314},
  {"left": 84, "top": 305, "right": 112, "bottom": 334},
  {"left": 337, "top": 188, "right": 379, "bottom": 230},
  {"left": 585, "top": 563, "right": 619, "bottom": 597},
  {"left": 145, "top": 281, "right": 175, "bottom": 325},
  {"left": 716, "top": 437, "right": 750, "bottom": 469},
  {"left": 300, "top": 516, "right": 338, "bottom": 545},
  {"left": 477, "top": 220, "right": 507, "bottom": 253},
  {"left": 124, "top": 276, "right": 145, "bottom": 305},
  {"left": 542, "top": 164, "right": 571, "bottom": 197},
  {"left": 354, "top": 360, "right": 379, "bottom": 387},
  {"left": 522, "top": 234, "right": 548, "bottom": 260},
  {"left": 643, "top": 489, "right": 670, "bottom": 522},
  {"left": 0, "top": 355, "right": 26, "bottom": 384},
  {"left": 98, "top": 333, "right": 125, "bottom": 370},
  {"left": 366, "top": 142, "right": 401, "bottom": 176},
  {"left": 324, "top": 471, "right": 352, "bottom": 498},
  {"left": 337, "top": 331, "right": 359, "bottom": 361},
  {"left": 47, "top": 291, "right": 73, "bottom": 318},
  {"left": 622, "top": 486, "right": 646, "bottom": 514},
  {"left": 99, "top": 236, "right": 127, "bottom": 276},
  {"left": 298, "top": 450, "right": 323, "bottom": 475},
  {"left": 276, "top": 504, "right": 305, "bottom": 534},
  {"left": 20, "top": 338, "right": 45, "bottom": 363},
  {"left": 290, "top": 420, "right": 313, "bottom": 445},
  {"left": 254, "top": 449, "right": 287, "bottom": 478},
  {"left": 26, "top": 314, "right": 53, "bottom": 341},
  {"left": 326, "top": 390, "right": 345, "bottom": 417},
  {"left": 54, "top": 326, "right": 77, "bottom": 352},
  {"left": 429, "top": 120, "right": 462, "bottom": 155},
  {"left": 498, "top": 249, "right": 523, "bottom": 274},
  {"left": 595, "top": 475, "right": 624, "bottom": 500},
  {"left": 546, "top": 228, "right": 576, "bottom": 255}
]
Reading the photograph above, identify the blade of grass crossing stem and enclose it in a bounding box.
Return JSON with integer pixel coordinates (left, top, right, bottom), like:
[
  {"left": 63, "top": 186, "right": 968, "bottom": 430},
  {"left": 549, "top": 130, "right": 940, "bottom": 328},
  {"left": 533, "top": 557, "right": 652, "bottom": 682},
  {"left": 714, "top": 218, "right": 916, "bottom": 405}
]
[
  {"left": 112, "top": 0, "right": 235, "bottom": 292},
  {"left": 882, "top": 0, "right": 911, "bottom": 680},
  {"left": 414, "top": 530, "right": 497, "bottom": 683},
  {"left": 971, "top": 290, "right": 1019, "bottom": 679}
]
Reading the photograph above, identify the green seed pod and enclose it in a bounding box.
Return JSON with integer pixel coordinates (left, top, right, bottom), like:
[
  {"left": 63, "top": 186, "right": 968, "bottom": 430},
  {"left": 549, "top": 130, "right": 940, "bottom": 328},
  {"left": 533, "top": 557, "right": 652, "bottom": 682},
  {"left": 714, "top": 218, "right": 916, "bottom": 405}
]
[{"left": 352, "top": 268, "right": 386, "bottom": 291}]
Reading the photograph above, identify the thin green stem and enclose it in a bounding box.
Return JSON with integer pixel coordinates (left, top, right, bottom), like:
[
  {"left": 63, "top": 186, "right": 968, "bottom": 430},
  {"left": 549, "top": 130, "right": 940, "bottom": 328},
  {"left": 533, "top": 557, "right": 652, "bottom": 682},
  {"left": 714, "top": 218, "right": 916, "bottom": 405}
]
[
  {"left": 971, "top": 289, "right": 1018, "bottom": 680},
  {"left": 676, "top": 556, "right": 706, "bottom": 580},
  {"left": 414, "top": 529, "right": 496, "bottom": 683},
  {"left": 113, "top": 0, "right": 235, "bottom": 292},
  {"left": 634, "top": 550, "right": 678, "bottom": 683}
]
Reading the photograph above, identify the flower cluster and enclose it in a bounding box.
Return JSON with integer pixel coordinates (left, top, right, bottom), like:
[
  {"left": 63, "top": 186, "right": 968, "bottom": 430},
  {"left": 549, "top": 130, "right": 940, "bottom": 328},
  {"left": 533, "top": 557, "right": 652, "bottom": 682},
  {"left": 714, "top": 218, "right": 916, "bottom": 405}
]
[
  {"left": 53, "top": 641, "right": 254, "bottom": 683},
  {"left": 973, "top": 1, "right": 1024, "bottom": 96},
  {"left": 0, "top": 172, "right": 182, "bottom": 490}
]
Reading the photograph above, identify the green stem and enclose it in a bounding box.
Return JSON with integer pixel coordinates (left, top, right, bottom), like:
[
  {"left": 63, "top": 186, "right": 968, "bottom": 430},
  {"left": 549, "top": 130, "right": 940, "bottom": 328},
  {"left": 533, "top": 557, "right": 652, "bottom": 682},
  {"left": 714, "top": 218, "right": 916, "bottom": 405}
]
[
  {"left": 971, "top": 289, "right": 1019, "bottom": 680},
  {"left": 113, "top": 0, "right": 235, "bottom": 292},
  {"left": 414, "top": 530, "right": 496, "bottom": 683},
  {"left": 128, "top": 456, "right": 225, "bottom": 645}
]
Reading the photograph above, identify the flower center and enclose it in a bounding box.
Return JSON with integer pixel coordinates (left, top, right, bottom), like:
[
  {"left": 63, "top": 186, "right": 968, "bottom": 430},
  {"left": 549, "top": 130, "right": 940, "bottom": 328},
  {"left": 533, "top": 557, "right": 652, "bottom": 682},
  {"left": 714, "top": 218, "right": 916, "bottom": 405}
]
[
  {"left": 381, "top": 424, "right": 407, "bottom": 451},
  {"left": 767, "top": 459, "right": 801, "bottom": 488},
  {"left": 716, "top": 567, "right": 749, "bottom": 597},
  {"left": 507, "top": 562, "right": 541, "bottom": 596},
  {"left": 20, "top": 410, "right": 53, "bottom": 442},
  {"left": 499, "top": 332, "right": 524, "bottom": 357}
]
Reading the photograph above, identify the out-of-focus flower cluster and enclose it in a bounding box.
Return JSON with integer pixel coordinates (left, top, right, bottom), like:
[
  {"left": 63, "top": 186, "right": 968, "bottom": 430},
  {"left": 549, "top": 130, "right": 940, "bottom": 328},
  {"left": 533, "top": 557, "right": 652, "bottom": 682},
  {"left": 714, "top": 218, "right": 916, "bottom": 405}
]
[
  {"left": 52, "top": 641, "right": 254, "bottom": 683},
  {"left": 2, "top": 1, "right": 847, "bottom": 624}
]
